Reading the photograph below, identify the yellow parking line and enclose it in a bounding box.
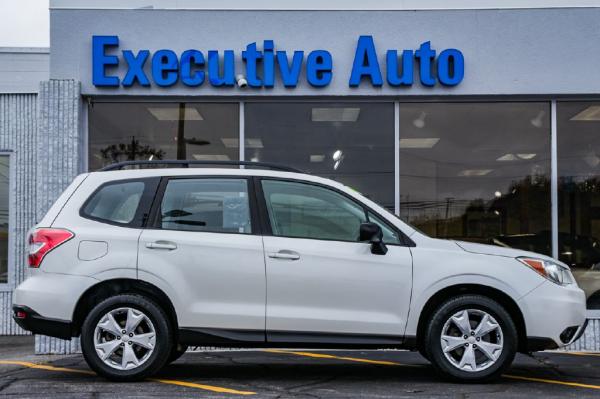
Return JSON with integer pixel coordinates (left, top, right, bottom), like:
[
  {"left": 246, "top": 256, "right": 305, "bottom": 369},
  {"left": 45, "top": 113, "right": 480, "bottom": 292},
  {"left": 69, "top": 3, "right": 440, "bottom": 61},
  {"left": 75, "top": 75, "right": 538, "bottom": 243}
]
[
  {"left": 0, "top": 360, "right": 95, "bottom": 375},
  {"left": 264, "top": 349, "right": 421, "bottom": 367},
  {"left": 264, "top": 350, "right": 600, "bottom": 390},
  {"left": 0, "top": 360, "right": 256, "bottom": 395},
  {"left": 150, "top": 378, "right": 256, "bottom": 395},
  {"left": 503, "top": 374, "right": 600, "bottom": 390}
]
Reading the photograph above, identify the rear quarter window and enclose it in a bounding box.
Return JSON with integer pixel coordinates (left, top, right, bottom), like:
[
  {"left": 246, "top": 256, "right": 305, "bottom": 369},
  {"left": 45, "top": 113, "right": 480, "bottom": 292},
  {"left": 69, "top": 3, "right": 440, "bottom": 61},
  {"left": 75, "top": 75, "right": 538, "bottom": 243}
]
[{"left": 81, "top": 178, "right": 158, "bottom": 226}]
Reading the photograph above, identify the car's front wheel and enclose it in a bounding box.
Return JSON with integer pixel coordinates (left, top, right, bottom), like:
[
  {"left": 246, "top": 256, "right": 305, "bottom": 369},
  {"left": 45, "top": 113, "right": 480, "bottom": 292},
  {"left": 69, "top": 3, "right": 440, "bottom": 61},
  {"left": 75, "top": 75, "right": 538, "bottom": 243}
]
[
  {"left": 81, "top": 294, "right": 173, "bottom": 381},
  {"left": 424, "top": 295, "right": 517, "bottom": 382}
]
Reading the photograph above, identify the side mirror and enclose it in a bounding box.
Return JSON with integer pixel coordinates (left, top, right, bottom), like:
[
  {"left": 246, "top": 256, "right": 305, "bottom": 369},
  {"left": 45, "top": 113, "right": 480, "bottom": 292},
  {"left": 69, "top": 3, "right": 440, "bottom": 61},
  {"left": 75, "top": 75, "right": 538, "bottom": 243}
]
[{"left": 359, "top": 222, "right": 388, "bottom": 255}]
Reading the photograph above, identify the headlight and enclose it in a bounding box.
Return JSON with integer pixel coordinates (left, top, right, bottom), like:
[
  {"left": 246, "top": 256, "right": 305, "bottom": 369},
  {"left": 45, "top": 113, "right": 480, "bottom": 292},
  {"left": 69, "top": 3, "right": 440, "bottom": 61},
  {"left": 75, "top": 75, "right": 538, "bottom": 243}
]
[{"left": 517, "top": 257, "right": 574, "bottom": 286}]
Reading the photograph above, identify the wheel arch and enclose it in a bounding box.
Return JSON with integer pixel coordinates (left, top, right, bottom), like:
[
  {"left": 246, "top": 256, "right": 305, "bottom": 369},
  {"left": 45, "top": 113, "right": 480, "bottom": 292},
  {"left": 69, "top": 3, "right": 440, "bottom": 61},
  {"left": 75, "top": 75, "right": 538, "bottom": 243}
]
[
  {"left": 414, "top": 284, "right": 528, "bottom": 353},
  {"left": 71, "top": 278, "right": 179, "bottom": 338}
]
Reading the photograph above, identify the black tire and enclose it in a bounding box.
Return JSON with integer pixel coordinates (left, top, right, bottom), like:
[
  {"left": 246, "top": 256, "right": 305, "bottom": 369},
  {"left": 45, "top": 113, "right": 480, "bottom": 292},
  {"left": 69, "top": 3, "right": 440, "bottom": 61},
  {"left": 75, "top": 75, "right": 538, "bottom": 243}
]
[
  {"left": 424, "top": 295, "right": 517, "bottom": 382},
  {"left": 80, "top": 294, "right": 173, "bottom": 381},
  {"left": 168, "top": 344, "right": 188, "bottom": 364}
]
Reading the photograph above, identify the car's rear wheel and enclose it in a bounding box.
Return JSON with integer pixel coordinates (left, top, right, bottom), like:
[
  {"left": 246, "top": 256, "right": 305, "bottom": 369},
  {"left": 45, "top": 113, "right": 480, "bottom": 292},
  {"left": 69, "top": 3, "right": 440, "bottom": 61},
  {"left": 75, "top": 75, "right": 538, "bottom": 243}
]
[
  {"left": 81, "top": 294, "right": 173, "bottom": 381},
  {"left": 424, "top": 295, "right": 517, "bottom": 382}
]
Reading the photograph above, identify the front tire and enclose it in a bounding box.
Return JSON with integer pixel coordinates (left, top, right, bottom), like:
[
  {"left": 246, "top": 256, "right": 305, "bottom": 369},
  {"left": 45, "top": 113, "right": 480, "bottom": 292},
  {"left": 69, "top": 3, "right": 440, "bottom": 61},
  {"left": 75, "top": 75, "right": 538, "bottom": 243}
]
[
  {"left": 81, "top": 294, "right": 173, "bottom": 381},
  {"left": 424, "top": 295, "right": 517, "bottom": 382}
]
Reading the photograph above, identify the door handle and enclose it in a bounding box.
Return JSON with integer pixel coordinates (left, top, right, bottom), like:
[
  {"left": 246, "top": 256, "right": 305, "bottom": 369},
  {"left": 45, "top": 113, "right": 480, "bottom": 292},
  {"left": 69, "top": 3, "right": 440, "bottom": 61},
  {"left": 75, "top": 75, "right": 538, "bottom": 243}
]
[
  {"left": 268, "top": 250, "right": 300, "bottom": 260},
  {"left": 145, "top": 241, "right": 177, "bottom": 250}
]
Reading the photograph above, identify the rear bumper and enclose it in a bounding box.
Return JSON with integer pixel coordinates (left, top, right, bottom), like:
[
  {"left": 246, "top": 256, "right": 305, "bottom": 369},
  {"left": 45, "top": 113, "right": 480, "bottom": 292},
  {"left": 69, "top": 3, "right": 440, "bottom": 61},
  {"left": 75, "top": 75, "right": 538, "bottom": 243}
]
[{"left": 12, "top": 305, "right": 73, "bottom": 340}]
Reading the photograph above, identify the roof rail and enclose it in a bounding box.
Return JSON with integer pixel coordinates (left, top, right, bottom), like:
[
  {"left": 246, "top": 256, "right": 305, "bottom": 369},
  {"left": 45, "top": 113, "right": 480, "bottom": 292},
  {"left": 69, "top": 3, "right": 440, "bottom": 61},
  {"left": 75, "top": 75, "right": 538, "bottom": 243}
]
[{"left": 98, "top": 160, "right": 303, "bottom": 173}]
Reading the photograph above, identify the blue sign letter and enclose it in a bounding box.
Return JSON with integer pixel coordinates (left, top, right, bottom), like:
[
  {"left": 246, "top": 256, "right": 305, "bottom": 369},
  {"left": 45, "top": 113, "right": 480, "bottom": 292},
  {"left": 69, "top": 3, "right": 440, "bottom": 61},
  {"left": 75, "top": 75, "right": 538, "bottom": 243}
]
[
  {"left": 306, "top": 50, "right": 332, "bottom": 87},
  {"left": 208, "top": 50, "right": 235, "bottom": 87},
  {"left": 349, "top": 36, "right": 383, "bottom": 87},
  {"left": 386, "top": 50, "right": 413, "bottom": 86},
  {"left": 415, "top": 41, "right": 436, "bottom": 87},
  {"left": 181, "top": 50, "right": 205, "bottom": 87},
  {"left": 276, "top": 51, "right": 304, "bottom": 88},
  {"left": 122, "top": 50, "right": 150, "bottom": 87},
  {"left": 437, "top": 48, "right": 464, "bottom": 86},
  {"left": 92, "top": 35, "right": 119, "bottom": 87},
  {"left": 152, "top": 49, "right": 179, "bottom": 87},
  {"left": 242, "top": 42, "right": 263, "bottom": 87}
]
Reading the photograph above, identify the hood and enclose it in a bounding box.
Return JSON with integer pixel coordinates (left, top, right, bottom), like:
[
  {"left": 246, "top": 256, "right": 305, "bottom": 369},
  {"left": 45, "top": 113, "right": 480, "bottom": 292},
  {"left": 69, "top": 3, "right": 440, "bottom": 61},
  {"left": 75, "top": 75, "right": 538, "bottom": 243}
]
[{"left": 454, "top": 240, "right": 554, "bottom": 261}]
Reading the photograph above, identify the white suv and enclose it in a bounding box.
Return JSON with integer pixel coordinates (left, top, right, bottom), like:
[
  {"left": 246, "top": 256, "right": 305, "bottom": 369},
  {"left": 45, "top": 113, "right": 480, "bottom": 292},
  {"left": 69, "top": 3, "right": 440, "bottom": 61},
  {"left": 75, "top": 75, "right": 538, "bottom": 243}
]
[{"left": 13, "top": 161, "right": 587, "bottom": 382}]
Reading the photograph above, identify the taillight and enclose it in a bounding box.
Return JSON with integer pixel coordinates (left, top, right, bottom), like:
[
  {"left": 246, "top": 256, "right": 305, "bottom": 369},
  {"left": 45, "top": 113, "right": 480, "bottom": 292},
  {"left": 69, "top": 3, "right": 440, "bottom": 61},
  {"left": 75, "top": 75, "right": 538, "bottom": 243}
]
[{"left": 28, "top": 228, "right": 74, "bottom": 268}]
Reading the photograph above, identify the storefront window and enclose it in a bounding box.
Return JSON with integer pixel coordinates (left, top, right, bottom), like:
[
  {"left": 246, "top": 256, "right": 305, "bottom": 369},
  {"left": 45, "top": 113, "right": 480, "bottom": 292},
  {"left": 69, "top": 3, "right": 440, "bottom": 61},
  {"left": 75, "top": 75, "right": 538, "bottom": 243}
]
[
  {"left": 245, "top": 102, "right": 395, "bottom": 210},
  {"left": 88, "top": 102, "right": 239, "bottom": 170},
  {"left": 558, "top": 102, "right": 600, "bottom": 309},
  {"left": 0, "top": 155, "right": 8, "bottom": 284},
  {"left": 399, "top": 102, "right": 551, "bottom": 255}
]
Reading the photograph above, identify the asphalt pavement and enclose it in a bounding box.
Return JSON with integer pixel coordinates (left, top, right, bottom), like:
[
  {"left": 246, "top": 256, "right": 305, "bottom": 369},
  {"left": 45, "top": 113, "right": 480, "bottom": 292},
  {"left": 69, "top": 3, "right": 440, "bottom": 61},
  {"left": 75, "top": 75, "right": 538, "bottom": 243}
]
[{"left": 1, "top": 336, "right": 599, "bottom": 398}]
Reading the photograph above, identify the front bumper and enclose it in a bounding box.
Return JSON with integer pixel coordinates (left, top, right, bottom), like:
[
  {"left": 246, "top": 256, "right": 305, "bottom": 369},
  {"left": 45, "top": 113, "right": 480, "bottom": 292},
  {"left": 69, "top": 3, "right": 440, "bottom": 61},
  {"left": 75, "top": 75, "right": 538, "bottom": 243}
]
[
  {"left": 518, "top": 280, "right": 587, "bottom": 350},
  {"left": 13, "top": 305, "right": 73, "bottom": 339}
]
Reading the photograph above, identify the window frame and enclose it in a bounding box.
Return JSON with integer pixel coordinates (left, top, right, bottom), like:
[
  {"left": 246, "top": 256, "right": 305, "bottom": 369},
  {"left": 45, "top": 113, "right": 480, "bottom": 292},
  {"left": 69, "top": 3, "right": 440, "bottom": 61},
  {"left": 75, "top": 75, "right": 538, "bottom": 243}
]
[
  {"left": 255, "top": 176, "right": 413, "bottom": 246},
  {"left": 147, "top": 175, "right": 261, "bottom": 236},
  {"left": 79, "top": 177, "right": 161, "bottom": 228}
]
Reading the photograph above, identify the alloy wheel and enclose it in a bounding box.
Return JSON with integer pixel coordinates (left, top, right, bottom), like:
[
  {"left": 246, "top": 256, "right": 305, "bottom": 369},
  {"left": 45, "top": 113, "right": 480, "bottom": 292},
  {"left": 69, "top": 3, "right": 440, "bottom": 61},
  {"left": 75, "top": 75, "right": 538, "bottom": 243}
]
[
  {"left": 440, "top": 308, "right": 504, "bottom": 372},
  {"left": 93, "top": 307, "right": 156, "bottom": 370}
]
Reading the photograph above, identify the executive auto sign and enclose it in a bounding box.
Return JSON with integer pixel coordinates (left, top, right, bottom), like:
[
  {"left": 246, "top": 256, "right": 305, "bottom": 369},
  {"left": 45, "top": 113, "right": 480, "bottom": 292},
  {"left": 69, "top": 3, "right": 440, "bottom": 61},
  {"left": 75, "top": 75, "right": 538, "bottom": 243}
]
[{"left": 92, "top": 35, "right": 464, "bottom": 89}]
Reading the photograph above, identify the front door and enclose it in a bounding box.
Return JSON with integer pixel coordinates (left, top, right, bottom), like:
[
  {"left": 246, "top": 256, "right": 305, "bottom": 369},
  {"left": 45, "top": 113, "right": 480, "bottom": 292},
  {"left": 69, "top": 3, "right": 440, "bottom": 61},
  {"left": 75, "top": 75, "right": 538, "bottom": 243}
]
[
  {"left": 259, "top": 179, "right": 413, "bottom": 343},
  {"left": 137, "top": 177, "right": 266, "bottom": 336}
]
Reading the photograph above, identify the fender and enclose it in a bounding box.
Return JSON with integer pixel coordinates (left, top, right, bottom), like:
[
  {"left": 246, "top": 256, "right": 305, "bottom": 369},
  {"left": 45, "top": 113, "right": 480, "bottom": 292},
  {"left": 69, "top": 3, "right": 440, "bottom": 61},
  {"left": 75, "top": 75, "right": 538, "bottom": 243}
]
[{"left": 404, "top": 273, "right": 527, "bottom": 336}]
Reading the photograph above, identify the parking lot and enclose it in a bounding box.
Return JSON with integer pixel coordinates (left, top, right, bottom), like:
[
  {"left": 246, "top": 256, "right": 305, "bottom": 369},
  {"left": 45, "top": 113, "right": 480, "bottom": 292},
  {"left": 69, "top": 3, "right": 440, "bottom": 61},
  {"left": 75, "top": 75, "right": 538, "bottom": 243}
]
[{"left": 1, "top": 336, "right": 599, "bottom": 398}]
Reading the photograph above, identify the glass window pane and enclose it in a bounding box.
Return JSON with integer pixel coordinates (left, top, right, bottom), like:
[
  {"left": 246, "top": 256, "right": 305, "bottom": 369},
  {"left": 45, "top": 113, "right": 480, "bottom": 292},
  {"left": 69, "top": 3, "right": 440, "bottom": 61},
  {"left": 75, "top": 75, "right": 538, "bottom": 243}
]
[
  {"left": 557, "top": 101, "right": 600, "bottom": 309},
  {"left": 399, "top": 102, "right": 551, "bottom": 255},
  {"left": 262, "top": 180, "right": 366, "bottom": 242},
  {"left": 88, "top": 103, "right": 239, "bottom": 170},
  {"left": 160, "top": 179, "right": 251, "bottom": 234},
  {"left": 246, "top": 102, "right": 395, "bottom": 211},
  {"left": 0, "top": 156, "right": 8, "bottom": 284},
  {"left": 83, "top": 181, "right": 145, "bottom": 224}
]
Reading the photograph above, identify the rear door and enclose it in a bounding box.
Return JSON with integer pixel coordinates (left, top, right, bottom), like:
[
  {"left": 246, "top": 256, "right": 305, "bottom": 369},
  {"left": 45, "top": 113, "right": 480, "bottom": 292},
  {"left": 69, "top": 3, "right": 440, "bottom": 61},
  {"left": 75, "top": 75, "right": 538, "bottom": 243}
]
[{"left": 137, "top": 176, "right": 266, "bottom": 337}]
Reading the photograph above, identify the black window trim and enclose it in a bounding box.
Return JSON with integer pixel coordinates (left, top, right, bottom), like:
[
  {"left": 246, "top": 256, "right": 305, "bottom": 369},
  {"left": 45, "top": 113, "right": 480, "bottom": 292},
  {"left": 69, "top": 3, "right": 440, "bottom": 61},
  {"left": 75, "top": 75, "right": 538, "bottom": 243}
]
[
  {"left": 255, "top": 176, "right": 415, "bottom": 247},
  {"left": 147, "top": 175, "right": 261, "bottom": 236},
  {"left": 79, "top": 177, "right": 161, "bottom": 228}
]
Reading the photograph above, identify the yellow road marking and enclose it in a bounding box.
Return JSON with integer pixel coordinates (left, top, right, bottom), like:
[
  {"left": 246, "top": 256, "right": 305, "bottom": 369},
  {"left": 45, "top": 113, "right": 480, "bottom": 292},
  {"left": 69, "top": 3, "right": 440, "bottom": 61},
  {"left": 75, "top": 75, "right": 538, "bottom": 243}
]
[
  {"left": 0, "top": 360, "right": 256, "bottom": 395},
  {"left": 0, "top": 360, "right": 95, "bottom": 375},
  {"left": 264, "top": 349, "right": 421, "bottom": 367},
  {"left": 151, "top": 378, "right": 255, "bottom": 395},
  {"left": 504, "top": 374, "right": 600, "bottom": 390},
  {"left": 265, "top": 350, "right": 600, "bottom": 390}
]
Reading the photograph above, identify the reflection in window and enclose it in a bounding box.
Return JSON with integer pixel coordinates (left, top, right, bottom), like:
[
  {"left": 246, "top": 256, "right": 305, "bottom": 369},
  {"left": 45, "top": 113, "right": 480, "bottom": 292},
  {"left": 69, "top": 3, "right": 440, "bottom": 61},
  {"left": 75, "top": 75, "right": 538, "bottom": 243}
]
[
  {"left": 160, "top": 179, "right": 251, "bottom": 234},
  {"left": 399, "top": 102, "right": 551, "bottom": 256},
  {"left": 88, "top": 103, "right": 239, "bottom": 170},
  {"left": 246, "top": 103, "right": 395, "bottom": 211},
  {"left": 558, "top": 102, "right": 600, "bottom": 309},
  {"left": 0, "top": 156, "right": 7, "bottom": 284},
  {"left": 262, "top": 180, "right": 367, "bottom": 242}
]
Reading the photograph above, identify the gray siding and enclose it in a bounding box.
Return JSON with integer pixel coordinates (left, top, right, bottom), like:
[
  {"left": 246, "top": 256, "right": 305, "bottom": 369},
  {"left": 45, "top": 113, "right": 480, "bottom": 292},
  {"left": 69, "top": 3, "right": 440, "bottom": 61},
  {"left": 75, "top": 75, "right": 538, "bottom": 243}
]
[
  {"left": 0, "top": 49, "right": 49, "bottom": 94},
  {"left": 0, "top": 94, "right": 38, "bottom": 335},
  {"left": 34, "top": 80, "right": 83, "bottom": 354}
]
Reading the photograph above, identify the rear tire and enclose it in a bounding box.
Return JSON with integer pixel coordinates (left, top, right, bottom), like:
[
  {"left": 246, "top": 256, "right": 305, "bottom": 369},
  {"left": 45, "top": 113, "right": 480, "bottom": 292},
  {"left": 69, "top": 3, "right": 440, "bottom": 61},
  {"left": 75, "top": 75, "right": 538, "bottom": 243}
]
[
  {"left": 81, "top": 294, "right": 173, "bottom": 381},
  {"left": 424, "top": 295, "right": 517, "bottom": 382}
]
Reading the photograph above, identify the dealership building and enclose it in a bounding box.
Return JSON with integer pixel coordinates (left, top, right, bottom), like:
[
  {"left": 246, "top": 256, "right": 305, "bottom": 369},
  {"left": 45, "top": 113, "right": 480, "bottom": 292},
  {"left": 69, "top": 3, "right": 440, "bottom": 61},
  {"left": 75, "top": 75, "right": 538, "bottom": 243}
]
[{"left": 1, "top": 0, "right": 600, "bottom": 353}]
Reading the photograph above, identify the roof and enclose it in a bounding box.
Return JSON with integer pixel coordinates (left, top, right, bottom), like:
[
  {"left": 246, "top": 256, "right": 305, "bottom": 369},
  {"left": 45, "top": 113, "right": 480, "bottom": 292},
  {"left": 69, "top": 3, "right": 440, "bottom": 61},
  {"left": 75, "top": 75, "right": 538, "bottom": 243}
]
[{"left": 50, "top": 0, "right": 600, "bottom": 10}]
